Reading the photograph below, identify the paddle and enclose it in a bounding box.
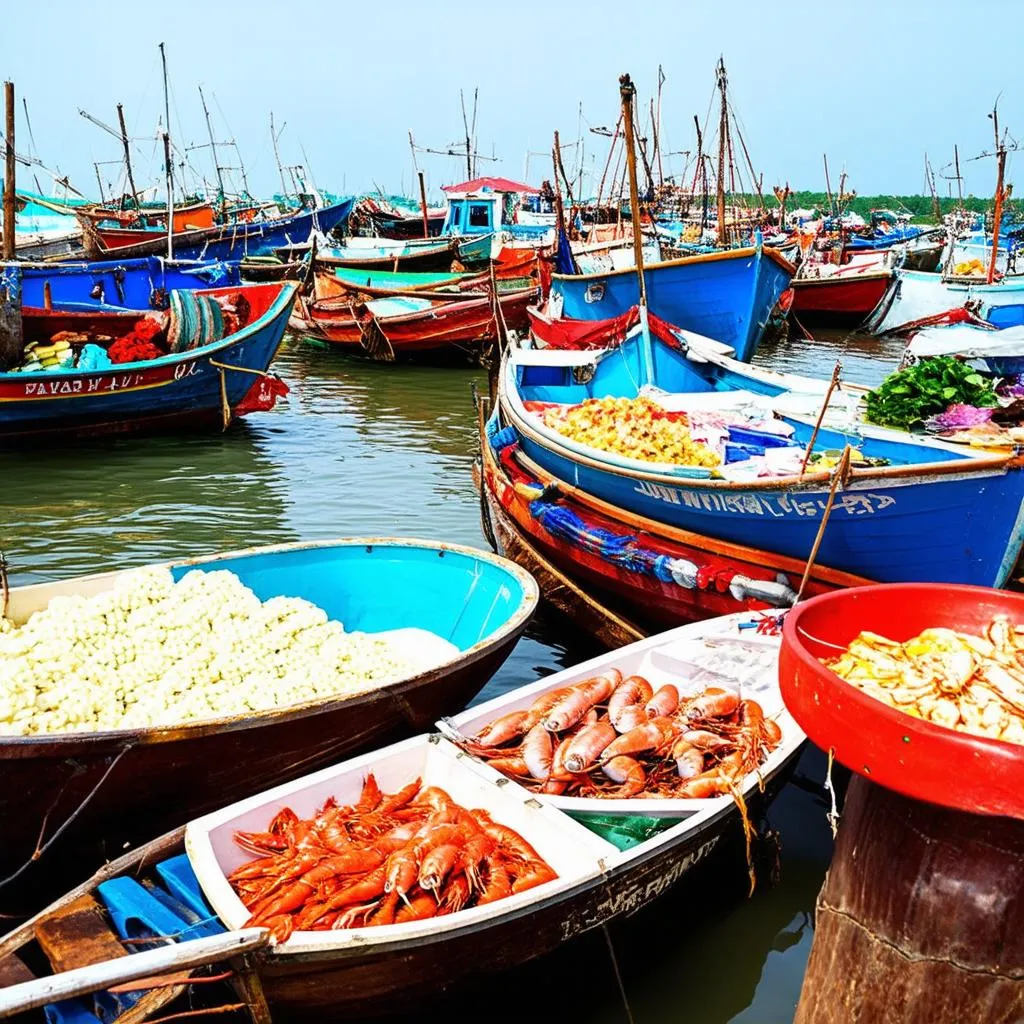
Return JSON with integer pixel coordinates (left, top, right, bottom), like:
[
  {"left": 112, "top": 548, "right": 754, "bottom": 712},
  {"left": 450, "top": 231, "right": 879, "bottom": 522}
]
[{"left": 0, "top": 929, "right": 269, "bottom": 1019}]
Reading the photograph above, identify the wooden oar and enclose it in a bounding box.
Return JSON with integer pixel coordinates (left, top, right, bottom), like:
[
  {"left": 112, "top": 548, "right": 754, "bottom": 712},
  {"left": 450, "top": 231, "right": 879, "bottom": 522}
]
[{"left": 0, "top": 929, "right": 269, "bottom": 1019}]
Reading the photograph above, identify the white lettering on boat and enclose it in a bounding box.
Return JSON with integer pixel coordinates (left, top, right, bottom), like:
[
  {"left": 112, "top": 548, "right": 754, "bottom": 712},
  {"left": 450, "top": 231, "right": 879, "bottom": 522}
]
[
  {"left": 561, "top": 836, "right": 720, "bottom": 941},
  {"left": 20, "top": 372, "right": 152, "bottom": 400},
  {"left": 633, "top": 481, "right": 895, "bottom": 518}
]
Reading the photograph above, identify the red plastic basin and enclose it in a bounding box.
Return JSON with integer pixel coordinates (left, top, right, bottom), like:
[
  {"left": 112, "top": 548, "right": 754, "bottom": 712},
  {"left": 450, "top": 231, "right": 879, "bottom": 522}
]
[{"left": 780, "top": 584, "right": 1024, "bottom": 820}]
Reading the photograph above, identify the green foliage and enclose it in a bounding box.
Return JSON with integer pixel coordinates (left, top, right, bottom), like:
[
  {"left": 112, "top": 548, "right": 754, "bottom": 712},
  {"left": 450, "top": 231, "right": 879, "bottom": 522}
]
[{"left": 864, "top": 357, "right": 1000, "bottom": 430}]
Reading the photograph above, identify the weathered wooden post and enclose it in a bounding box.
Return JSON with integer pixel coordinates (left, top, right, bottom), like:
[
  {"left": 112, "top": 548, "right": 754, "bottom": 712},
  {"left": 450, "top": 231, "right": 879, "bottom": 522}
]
[
  {"left": 0, "top": 80, "right": 23, "bottom": 371},
  {"left": 781, "top": 584, "right": 1024, "bottom": 1024},
  {"left": 794, "top": 779, "right": 1024, "bottom": 1023}
]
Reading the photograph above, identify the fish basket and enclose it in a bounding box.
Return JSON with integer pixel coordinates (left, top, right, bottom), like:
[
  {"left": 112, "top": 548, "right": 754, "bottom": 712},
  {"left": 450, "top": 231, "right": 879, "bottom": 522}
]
[{"left": 779, "top": 584, "right": 1024, "bottom": 820}]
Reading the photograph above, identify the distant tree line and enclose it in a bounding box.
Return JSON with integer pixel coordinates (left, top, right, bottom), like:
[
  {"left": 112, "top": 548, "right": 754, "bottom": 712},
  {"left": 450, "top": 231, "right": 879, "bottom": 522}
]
[{"left": 762, "top": 191, "right": 1023, "bottom": 224}]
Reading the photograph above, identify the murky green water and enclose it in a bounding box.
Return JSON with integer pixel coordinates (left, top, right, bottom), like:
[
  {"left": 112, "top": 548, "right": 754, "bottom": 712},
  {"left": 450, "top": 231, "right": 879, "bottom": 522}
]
[{"left": 0, "top": 328, "right": 901, "bottom": 1023}]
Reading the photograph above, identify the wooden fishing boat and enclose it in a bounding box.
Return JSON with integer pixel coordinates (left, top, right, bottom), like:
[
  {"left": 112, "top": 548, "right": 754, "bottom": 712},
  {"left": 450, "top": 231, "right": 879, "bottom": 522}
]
[
  {"left": 0, "top": 539, "right": 537, "bottom": 914},
  {"left": 291, "top": 286, "right": 539, "bottom": 361},
  {"left": 10, "top": 256, "right": 244, "bottom": 311},
  {"left": 75, "top": 199, "right": 354, "bottom": 262},
  {"left": 76, "top": 200, "right": 217, "bottom": 251},
  {"left": 0, "top": 282, "right": 297, "bottom": 439},
  {"left": 790, "top": 259, "right": 892, "bottom": 323},
  {"left": 499, "top": 324, "right": 1024, "bottom": 586},
  {"left": 866, "top": 267, "right": 1024, "bottom": 335},
  {"left": 476, "top": 393, "right": 869, "bottom": 632},
  {"left": 315, "top": 238, "right": 461, "bottom": 273},
  {"left": 549, "top": 244, "right": 794, "bottom": 362},
  {"left": 0, "top": 613, "right": 804, "bottom": 1022}
]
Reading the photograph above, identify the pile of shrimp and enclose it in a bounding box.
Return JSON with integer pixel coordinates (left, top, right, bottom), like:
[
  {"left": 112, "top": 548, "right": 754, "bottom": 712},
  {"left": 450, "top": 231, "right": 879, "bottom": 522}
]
[
  {"left": 229, "top": 775, "right": 556, "bottom": 943},
  {"left": 451, "top": 669, "right": 782, "bottom": 799}
]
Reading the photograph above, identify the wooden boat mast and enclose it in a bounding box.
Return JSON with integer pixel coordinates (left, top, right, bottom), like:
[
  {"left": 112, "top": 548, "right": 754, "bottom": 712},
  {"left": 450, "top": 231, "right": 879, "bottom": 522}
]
[
  {"left": 418, "top": 170, "right": 429, "bottom": 238},
  {"left": 715, "top": 59, "right": 728, "bottom": 245},
  {"left": 987, "top": 102, "right": 1010, "bottom": 285},
  {"left": 159, "top": 42, "right": 174, "bottom": 260},
  {"left": 271, "top": 113, "right": 289, "bottom": 200},
  {"left": 924, "top": 153, "right": 940, "bottom": 225},
  {"left": 115, "top": 103, "right": 140, "bottom": 210},
  {"left": 2, "top": 81, "right": 14, "bottom": 260},
  {"left": 198, "top": 86, "right": 227, "bottom": 222}
]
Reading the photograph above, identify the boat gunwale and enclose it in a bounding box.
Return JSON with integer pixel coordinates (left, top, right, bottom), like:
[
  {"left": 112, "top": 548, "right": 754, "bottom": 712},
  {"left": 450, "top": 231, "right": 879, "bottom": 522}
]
[{"left": 0, "top": 538, "right": 538, "bottom": 752}]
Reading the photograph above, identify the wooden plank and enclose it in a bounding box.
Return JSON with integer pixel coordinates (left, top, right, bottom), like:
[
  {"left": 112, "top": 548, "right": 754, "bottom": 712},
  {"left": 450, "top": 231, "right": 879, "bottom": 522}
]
[
  {"left": 34, "top": 893, "right": 127, "bottom": 973},
  {"left": 0, "top": 953, "right": 35, "bottom": 988},
  {"left": 0, "top": 929, "right": 269, "bottom": 1019}
]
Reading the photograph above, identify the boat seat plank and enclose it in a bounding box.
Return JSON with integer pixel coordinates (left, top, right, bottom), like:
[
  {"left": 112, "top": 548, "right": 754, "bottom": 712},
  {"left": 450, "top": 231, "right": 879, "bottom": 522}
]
[
  {"left": 34, "top": 894, "right": 126, "bottom": 973},
  {"left": 0, "top": 951, "right": 36, "bottom": 987}
]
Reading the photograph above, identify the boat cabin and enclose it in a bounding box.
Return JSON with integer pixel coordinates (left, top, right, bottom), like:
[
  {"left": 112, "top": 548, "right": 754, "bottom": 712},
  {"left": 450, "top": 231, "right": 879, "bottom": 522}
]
[{"left": 441, "top": 177, "right": 554, "bottom": 246}]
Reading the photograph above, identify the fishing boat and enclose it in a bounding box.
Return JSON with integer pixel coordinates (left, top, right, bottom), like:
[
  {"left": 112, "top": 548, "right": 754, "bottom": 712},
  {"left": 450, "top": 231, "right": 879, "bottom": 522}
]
[
  {"left": 475, "top": 390, "right": 869, "bottom": 634},
  {"left": 0, "top": 281, "right": 296, "bottom": 438},
  {"left": 0, "top": 539, "right": 536, "bottom": 914},
  {"left": 548, "top": 243, "right": 795, "bottom": 362},
  {"left": 76, "top": 199, "right": 218, "bottom": 251},
  {"left": 77, "top": 199, "right": 354, "bottom": 262},
  {"left": 0, "top": 612, "right": 803, "bottom": 1021},
  {"left": 789, "top": 254, "right": 892, "bottom": 323},
  {"left": 314, "top": 232, "right": 494, "bottom": 272},
  {"left": 9, "top": 256, "right": 244, "bottom": 311},
  {"left": 866, "top": 267, "right": 1024, "bottom": 334},
  {"left": 291, "top": 286, "right": 539, "bottom": 361},
  {"left": 497, "top": 323, "right": 1024, "bottom": 587}
]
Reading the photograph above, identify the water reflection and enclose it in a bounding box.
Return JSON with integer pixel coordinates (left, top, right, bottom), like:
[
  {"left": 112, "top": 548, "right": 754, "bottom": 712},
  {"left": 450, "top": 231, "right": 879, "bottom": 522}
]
[
  {"left": 2, "top": 427, "right": 294, "bottom": 585},
  {"left": 755, "top": 328, "right": 906, "bottom": 388}
]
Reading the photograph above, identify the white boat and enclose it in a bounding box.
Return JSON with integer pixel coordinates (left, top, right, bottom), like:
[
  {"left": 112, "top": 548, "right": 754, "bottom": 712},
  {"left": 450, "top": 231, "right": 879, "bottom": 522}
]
[{"left": 0, "top": 612, "right": 806, "bottom": 1022}]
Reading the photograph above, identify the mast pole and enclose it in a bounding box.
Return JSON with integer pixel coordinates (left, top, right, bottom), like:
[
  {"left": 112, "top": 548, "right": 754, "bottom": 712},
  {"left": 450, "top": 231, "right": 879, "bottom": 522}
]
[
  {"left": 715, "top": 59, "right": 728, "bottom": 246},
  {"left": 94, "top": 162, "right": 106, "bottom": 204},
  {"left": 116, "top": 103, "right": 140, "bottom": 209},
  {"left": 460, "top": 90, "right": 473, "bottom": 181},
  {"left": 954, "top": 144, "right": 963, "bottom": 206},
  {"left": 3, "top": 81, "right": 15, "bottom": 259},
  {"left": 823, "top": 153, "right": 834, "bottom": 217},
  {"left": 418, "top": 169, "right": 429, "bottom": 238},
  {"left": 271, "top": 113, "right": 288, "bottom": 198},
  {"left": 987, "top": 104, "right": 1007, "bottom": 285},
  {"left": 199, "top": 85, "right": 226, "bottom": 221},
  {"left": 159, "top": 42, "right": 174, "bottom": 259},
  {"left": 620, "top": 73, "right": 652, "bottom": 382}
]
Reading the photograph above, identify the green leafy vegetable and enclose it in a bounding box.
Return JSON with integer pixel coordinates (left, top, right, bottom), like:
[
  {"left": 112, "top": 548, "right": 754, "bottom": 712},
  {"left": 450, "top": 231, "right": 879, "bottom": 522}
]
[{"left": 864, "top": 357, "right": 999, "bottom": 430}]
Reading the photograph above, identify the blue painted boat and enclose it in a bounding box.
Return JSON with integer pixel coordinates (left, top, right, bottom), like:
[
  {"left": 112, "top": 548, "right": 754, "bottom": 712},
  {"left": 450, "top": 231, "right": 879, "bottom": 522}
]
[
  {"left": 11, "top": 256, "right": 243, "bottom": 311},
  {"left": 0, "top": 281, "right": 297, "bottom": 439},
  {"left": 499, "top": 323, "right": 1024, "bottom": 586},
  {"left": 0, "top": 538, "right": 538, "bottom": 907},
  {"left": 81, "top": 199, "right": 354, "bottom": 262},
  {"left": 549, "top": 243, "right": 794, "bottom": 362}
]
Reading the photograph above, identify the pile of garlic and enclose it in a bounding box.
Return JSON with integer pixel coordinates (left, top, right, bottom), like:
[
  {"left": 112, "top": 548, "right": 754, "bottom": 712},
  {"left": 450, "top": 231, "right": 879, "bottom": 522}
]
[{"left": 0, "top": 567, "right": 433, "bottom": 736}]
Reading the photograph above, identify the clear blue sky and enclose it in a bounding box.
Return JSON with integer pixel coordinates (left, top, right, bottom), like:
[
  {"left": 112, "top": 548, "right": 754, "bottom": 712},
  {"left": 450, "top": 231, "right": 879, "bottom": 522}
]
[{"left": 3, "top": 0, "right": 1019, "bottom": 203}]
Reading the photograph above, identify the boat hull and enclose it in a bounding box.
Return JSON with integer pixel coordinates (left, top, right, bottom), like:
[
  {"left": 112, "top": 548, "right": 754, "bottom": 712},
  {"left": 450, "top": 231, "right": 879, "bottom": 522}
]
[
  {"left": 0, "top": 282, "right": 297, "bottom": 439},
  {"left": 246, "top": 756, "right": 793, "bottom": 1021},
  {"left": 80, "top": 200, "right": 354, "bottom": 261},
  {"left": 480, "top": 418, "right": 865, "bottom": 631},
  {"left": 0, "top": 540, "right": 536, "bottom": 913},
  {"left": 13, "top": 256, "right": 244, "bottom": 311},
  {"left": 790, "top": 272, "right": 890, "bottom": 321},
  {"left": 550, "top": 246, "right": 794, "bottom": 361},
  {"left": 514, "top": 430, "right": 1024, "bottom": 587}
]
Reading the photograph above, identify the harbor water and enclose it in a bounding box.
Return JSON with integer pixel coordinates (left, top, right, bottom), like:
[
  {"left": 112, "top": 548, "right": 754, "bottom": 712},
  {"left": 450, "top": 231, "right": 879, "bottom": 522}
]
[{"left": 1, "top": 327, "right": 905, "bottom": 1022}]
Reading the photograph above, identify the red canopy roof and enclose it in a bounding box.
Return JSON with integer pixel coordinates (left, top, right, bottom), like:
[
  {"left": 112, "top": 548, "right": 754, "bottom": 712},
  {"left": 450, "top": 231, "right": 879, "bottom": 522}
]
[{"left": 442, "top": 176, "right": 538, "bottom": 195}]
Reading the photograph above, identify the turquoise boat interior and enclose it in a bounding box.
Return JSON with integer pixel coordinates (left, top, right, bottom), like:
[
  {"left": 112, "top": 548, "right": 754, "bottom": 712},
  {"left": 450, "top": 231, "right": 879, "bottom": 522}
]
[{"left": 175, "top": 540, "right": 535, "bottom": 652}]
